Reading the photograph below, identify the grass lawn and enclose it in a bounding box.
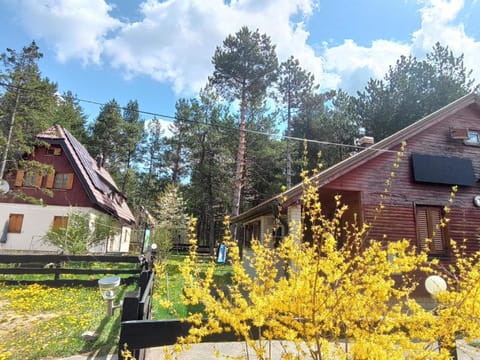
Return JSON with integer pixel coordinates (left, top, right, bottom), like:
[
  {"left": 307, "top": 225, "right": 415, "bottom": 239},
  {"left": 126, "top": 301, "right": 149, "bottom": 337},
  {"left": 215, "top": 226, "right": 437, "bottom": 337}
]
[
  {"left": 152, "top": 254, "right": 232, "bottom": 319},
  {"left": 0, "top": 283, "right": 128, "bottom": 360},
  {"left": 0, "top": 255, "right": 231, "bottom": 360}
]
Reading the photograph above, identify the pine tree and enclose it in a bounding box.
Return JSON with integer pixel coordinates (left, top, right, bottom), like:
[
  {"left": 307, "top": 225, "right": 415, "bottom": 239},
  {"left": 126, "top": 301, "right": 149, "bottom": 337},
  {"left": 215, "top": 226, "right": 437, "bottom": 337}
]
[
  {"left": 52, "top": 91, "right": 89, "bottom": 144},
  {"left": 277, "top": 56, "right": 317, "bottom": 188},
  {"left": 356, "top": 43, "right": 475, "bottom": 141},
  {"left": 0, "top": 41, "right": 57, "bottom": 178},
  {"left": 89, "top": 99, "right": 123, "bottom": 170},
  {"left": 210, "top": 27, "right": 278, "bottom": 220}
]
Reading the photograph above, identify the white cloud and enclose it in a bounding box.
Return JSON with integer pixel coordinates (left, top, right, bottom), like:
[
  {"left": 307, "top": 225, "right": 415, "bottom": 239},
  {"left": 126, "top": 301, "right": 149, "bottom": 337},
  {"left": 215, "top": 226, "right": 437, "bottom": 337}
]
[
  {"left": 103, "top": 0, "right": 322, "bottom": 95},
  {"left": 16, "top": 0, "right": 121, "bottom": 64},
  {"left": 323, "top": 39, "right": 410, "bottom": 93},
  {"left": 412, "top": 0, "right": 480, "bottom": 83},
  {"left": 11, "top": 0, "right": 321, "bottom": 95},
  {"left": 321, "top": 0, "right": 480, "bottom": 93},
  {"left": 9, "top": 0, "right": 480, "bottom": 97}
]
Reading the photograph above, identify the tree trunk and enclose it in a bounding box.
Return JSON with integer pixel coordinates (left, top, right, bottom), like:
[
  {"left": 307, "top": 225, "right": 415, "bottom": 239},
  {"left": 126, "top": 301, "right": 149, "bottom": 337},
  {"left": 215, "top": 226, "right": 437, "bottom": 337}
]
[
  {"left": 231, "top": 88, "right": 247, "bottom": 218},
  {"left": 230, "top": 88, "right": 247, "bottom": 242},
  {"left": 286, "top": 95, "right": 292, "bottom": 189}
]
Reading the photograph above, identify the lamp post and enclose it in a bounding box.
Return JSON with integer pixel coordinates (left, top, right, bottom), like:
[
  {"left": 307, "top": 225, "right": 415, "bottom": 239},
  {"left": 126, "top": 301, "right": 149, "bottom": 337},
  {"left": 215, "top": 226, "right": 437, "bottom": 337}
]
[
  {"left": 98, "top": 276, "right": 122, "bottom": 316},
  {"left": 425, "top": 275, "right": 457, "bottom": 359}
]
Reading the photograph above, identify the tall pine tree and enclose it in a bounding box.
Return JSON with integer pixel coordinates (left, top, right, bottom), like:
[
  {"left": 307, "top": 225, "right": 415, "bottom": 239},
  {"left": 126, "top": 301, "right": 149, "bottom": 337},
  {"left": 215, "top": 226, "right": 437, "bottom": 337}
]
[
  {"left": 277, "top": 56, "right": 317, "bottom": 188},
  {"left": 0, "top": 41, "right": 57, "bottom": 178},
  {"left": 210, "top": 27, "right": 278, "bottom": 219}
]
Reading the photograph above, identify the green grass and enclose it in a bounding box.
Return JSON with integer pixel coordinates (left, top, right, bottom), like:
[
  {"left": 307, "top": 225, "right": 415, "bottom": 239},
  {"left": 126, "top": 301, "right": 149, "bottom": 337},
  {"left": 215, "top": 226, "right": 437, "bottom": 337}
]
[
  {"left": 152, "top": 254, "right": 232, "bottom": 320},
  {"left": 0, "top": 282, "right": 136, "bottom": 360},
  {"left": 0, "top": 255, "right": 231, "bottom": 360}
]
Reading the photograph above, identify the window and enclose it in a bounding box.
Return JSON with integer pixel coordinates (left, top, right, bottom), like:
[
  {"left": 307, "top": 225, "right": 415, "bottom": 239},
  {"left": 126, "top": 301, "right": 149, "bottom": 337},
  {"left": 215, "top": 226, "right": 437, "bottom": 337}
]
[
  {"left": 23, "top": 172, "right": 42, "bottom": 187},
  {"left": 416, "top": 205, "right": 448, "bottom": 255},
  {"left": 54, "top": 173, "right": 74, "bottom": 189},
  {"left": 464, "top": 130, "right": 480, "bottom": 145},
  {"left": 53, "top": 216, "right": 68, "bottom": 230},
  {"left": 8, "top": 214, "right": 24, "bottom": 233},
  {"left": 46, "top": 147, "right": 62, "bottom": 155}
]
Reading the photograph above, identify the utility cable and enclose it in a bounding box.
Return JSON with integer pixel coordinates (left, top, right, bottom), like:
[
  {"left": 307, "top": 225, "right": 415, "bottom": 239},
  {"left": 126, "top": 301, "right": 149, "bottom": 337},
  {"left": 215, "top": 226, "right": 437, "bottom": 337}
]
[{"left": 0, "top": 80, "right": 400, "bottom": 154}]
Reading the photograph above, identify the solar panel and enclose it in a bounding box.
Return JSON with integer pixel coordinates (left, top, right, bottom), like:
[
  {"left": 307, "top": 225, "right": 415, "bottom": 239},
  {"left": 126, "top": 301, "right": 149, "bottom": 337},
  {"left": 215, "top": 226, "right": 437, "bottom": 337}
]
[
  {"left": 64, "top": 129, "right": 112, "bottom": 193},
  {"left": 411, "top": 153, "right": 476, "bottom": 186}
]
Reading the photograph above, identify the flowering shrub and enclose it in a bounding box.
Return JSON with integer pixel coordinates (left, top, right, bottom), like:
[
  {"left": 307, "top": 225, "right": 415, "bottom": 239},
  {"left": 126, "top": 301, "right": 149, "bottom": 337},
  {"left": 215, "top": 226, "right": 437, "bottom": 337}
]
[{"left": 179, "top": 157, "right": 480, "bottom": 359}]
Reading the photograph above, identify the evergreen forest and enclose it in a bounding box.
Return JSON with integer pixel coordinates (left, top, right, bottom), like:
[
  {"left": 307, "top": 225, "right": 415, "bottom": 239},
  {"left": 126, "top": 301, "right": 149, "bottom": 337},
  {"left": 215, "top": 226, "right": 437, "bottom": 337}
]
[{"left": 0, "top": 28, "right": 476, "bottom": 250}]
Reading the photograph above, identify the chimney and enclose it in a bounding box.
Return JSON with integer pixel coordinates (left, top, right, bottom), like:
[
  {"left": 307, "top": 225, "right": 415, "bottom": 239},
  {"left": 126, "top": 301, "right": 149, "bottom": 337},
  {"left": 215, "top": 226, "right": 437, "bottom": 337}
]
[
  {"left": 96, "top": 154, "right": 103, "bottom": 168},
  {"left": 357, "top": 136, "right": 374, "bottom": 148}
]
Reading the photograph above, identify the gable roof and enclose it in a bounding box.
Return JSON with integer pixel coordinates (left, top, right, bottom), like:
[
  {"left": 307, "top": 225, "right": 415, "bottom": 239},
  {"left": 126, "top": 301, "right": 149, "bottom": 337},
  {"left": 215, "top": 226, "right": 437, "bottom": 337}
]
[
  {"left": 36, "top": 125, "right": 135, "bottom": 224},
  {"left": 232, "top": 92, "right": 480, "bottom": 224}
]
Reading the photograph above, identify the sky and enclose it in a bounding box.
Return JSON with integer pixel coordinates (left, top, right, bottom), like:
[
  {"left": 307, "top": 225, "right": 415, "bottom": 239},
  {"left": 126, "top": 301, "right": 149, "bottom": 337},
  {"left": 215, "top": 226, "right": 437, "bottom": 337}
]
[{"left": 1, "top": 0, "right": 480, "bottom": 128}]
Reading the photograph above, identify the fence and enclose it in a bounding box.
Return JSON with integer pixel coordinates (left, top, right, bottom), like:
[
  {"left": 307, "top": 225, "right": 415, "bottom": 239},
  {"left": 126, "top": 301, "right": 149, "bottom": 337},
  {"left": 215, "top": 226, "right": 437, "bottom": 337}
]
[
  {"left": 117, "top": 253, "right": 262, "bottom": 360},
  {"left": 0, "top": 254, "right": 141, "bottom": 286}
]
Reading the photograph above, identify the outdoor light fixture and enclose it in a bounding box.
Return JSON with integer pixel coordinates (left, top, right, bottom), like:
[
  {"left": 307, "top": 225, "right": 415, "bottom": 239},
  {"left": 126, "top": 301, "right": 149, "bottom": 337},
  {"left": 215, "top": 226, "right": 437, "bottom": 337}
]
[
  {"left": 425, "top": 275, "right": 447, "bottom": 297},
  {"left": 98, "top": 276, "right": 122, "bottom": 316}
]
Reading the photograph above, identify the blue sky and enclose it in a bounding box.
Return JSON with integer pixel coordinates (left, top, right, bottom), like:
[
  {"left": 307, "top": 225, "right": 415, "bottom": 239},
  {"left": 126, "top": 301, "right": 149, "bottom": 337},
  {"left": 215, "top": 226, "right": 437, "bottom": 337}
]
[{"left": 1, "top": 0, "right": 480, "bottom": 127}]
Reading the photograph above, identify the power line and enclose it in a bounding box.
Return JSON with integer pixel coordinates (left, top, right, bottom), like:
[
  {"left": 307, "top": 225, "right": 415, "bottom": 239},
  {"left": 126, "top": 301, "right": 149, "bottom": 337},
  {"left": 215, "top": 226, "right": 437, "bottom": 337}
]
[{"left": 0, "top": 80, "right": 400, "bottom": 154}]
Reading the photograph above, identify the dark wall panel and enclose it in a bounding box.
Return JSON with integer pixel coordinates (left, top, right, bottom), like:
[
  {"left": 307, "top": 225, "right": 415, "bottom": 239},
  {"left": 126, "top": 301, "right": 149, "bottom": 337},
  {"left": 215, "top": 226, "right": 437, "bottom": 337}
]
[{"left": 411, "top": 153, "right": 476, "bottom": 186}]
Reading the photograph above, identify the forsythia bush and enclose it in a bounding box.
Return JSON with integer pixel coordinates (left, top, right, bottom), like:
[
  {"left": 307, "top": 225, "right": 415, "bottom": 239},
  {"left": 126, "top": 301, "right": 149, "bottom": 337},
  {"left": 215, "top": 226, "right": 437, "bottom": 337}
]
[{"left": 179, "top": 171, "right": 480, "bottom": 359}]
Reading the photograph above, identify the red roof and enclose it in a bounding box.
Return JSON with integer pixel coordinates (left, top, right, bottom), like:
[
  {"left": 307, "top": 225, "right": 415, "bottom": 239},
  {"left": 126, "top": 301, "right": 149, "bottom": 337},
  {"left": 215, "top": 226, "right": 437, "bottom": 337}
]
[{"left": 37, "top": 125, "right": 136, "bottom": 224}]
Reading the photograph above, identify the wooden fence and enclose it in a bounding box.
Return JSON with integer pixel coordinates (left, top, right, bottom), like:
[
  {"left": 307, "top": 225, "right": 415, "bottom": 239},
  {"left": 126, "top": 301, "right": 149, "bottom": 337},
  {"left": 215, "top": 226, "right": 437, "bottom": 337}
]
[
  {"left": 117, "top": 262, "right": 263, "bottom": 360},
  {"left": 0, "top": 254, "right": 141, "bottom": 286}
]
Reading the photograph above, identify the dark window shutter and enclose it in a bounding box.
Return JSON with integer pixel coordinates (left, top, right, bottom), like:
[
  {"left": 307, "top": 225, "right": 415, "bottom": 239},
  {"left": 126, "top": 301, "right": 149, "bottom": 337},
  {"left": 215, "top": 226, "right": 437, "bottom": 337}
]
[{"left": 416, "top": 205, "right": 446, "bottom": 255}]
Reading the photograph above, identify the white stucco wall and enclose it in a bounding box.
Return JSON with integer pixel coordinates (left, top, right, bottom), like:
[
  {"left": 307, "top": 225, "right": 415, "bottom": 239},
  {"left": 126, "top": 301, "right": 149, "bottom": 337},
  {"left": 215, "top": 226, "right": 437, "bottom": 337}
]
[
  {"left": 287, "top": 204, "right": 302, "bottom": 238},
  {"left": 0, "top": 203, "right": 131, "bottom": 253}
]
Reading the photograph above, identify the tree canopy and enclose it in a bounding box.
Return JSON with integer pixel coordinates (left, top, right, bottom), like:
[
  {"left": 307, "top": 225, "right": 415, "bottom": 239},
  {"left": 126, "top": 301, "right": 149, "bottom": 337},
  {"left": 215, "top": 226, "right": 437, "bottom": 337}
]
[
  {"left": 356, "top": 42, "right": 475, "bottom": 142},
  {"left": 1, "top": 36, "right": 477, "bottom": 248}
]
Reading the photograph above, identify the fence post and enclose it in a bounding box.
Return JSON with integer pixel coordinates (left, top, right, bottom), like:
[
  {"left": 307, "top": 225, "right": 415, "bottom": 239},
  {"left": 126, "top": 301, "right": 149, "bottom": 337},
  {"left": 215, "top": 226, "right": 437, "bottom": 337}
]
[
  {"left": 121, "top": 291, "right": 140, "bottom": 322},
  {"left": 119, "top": 291, "right": 140, "bottom": 360},
  {"left": 54, "top": 261, "right": 61, "bottom": 281}
]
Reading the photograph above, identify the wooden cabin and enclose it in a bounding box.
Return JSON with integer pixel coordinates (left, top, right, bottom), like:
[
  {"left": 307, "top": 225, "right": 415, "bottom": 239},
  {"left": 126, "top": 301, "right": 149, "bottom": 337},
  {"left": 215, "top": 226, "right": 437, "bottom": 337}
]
[
  {"left": 0, "top": 125, "right": 135, "bottom": 253},
  {"left": 232, "top": 93, "right": 480, "bottom": 279}
]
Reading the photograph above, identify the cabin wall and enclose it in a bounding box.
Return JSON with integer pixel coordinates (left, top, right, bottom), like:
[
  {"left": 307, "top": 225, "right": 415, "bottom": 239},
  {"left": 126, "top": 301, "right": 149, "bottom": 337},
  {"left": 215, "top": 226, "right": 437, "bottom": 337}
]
[
  {"left": 0, "top": 204, "right": 107, "bottom": 253},
  {"left": 6, "top": 146, "right": 91, "bottom": 206},
  {"left": 326, "top": 104, "right": 480, "bottom": 254}
]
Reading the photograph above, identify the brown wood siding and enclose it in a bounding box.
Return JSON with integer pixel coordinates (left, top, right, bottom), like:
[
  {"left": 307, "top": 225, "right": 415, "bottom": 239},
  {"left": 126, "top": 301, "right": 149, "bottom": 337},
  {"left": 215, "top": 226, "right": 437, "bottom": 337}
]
[
  {"left": 7, "top": 146, "right": 91, "bottom": 207},
  {"left": 323, "top": 104, "right": 480, "bottom": 258}
]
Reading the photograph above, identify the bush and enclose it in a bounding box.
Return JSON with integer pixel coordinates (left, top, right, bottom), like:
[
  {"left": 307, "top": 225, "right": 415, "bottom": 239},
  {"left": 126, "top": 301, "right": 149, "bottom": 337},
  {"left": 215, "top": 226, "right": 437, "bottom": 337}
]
[{"left": 178, "top": 176, "right": 480, "bottom": 359}]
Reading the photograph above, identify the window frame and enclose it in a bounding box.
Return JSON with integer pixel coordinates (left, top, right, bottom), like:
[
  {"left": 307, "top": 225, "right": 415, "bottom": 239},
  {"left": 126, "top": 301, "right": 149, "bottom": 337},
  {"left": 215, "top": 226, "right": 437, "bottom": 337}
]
[
  {"left": 23, "top": 172, "right": 42, "bottom": 188},
  {"left": 46, "top": 147, "right": 62, "bottom": 156},
  {"left": 463, "top": 130, "right": 480, "bottom": 146},
  {"left": 415, "top": 204, "right": 448, "bottom": 256}
]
